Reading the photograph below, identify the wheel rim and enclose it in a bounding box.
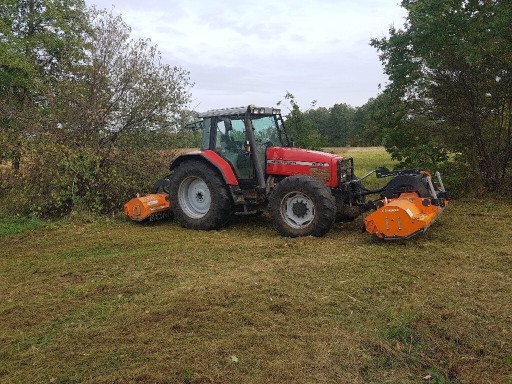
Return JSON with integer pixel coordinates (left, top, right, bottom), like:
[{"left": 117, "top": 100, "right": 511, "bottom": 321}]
[
  {"left": 280, "top": 191, "right": 315, "bottom": 228},
  {"left": 178, "top": 176, "right": 211, "bottom": 219}
]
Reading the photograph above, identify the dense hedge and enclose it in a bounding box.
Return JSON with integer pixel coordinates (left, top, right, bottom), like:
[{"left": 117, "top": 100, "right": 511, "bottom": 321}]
[{"left": 0, "top": 130, "right": 201, "bottom": 217}]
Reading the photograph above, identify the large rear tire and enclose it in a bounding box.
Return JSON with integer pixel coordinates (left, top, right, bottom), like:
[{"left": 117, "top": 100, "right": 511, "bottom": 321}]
[
  {"left": 170, "top": 161, "right": 232, "bottom": 230},
  {"left": 268, "top": 175, "right": 335, "bottom": 237}
]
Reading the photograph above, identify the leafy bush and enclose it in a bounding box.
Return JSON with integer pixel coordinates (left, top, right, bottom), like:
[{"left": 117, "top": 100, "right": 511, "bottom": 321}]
[{"left": 2, "top": 140, "right": 174, "bottom": 217}]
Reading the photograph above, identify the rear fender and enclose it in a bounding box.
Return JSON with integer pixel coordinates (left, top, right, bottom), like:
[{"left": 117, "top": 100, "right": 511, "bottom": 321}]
[{"left": 170, "top": 150, "right": 239, "bottom": 186}]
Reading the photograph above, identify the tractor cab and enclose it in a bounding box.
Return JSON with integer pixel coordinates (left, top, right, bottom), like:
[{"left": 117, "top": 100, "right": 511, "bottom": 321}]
[{"left": 198, "top": 106, "right": 290, "bottom": 185}]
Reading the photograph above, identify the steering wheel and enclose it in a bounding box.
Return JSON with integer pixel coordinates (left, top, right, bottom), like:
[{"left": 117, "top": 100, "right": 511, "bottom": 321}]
[{"left": 255, "top": 139, "right": 274, "bottom": 147}]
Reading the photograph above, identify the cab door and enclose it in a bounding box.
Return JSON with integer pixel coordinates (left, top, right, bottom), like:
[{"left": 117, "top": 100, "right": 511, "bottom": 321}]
[{"left": 213, "top": 117, "right": 254, "bottom": 180}]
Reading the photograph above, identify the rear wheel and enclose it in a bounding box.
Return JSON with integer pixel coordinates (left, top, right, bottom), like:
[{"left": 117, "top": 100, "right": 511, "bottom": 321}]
[
  {"left": 170, "top": 161, "right": 232, "bottom": 230},
  {"left": 268, "top": 175, "right": 335, "bottom": 237}
]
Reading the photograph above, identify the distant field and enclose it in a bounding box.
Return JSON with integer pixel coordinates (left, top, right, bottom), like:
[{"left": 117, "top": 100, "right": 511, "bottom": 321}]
[
  {"left": 1, "top": 147, "right": 511, "bottom": 383},
  {"left": 324, "top": 146, "right": 398, "bottom": 189}
]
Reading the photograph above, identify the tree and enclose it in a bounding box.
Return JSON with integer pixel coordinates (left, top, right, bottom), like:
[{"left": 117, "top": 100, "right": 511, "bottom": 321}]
[
  {"left": 1, "top": 3, "right": 193, "bottom": 215},
  {"left": 351, "top": 94, "right": 395, "bottom": 147},
  {"left": 56, "top": 8, "right": 192, "bottom": 151},
  {"left": 328, "top": 103, "right": 356, "bottom": 146},
  {"left": 0, "top": 0, "right": 89, "bottom": 169},
  {"left": 305, "top": 107, "right": 330, "bottom": 143},
  {"left": 278, "top": 92, "right": 325, "bottom": 149},
  {"left": 36, "top": 7, "right": 193, "bottom": 214},
  {"left": 371, "top": 0, "right": 512, "bottom": 193}
]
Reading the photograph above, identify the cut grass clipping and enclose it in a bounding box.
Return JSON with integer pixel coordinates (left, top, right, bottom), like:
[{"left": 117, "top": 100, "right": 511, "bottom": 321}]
[{"left": 1, "top": 147, "right": 511, "bottom": 383}]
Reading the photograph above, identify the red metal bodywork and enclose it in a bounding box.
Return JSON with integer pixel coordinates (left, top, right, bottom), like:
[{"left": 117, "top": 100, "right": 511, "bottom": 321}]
[
  {"left": 174, "top": 150, "right": 239, "bottom": 186},
  {"left": 266, "top": 147, "right": 343, "bottom": 187},
  {"left": 178, "top": 148, "right": 344, "bottom": 188},
  {"left": 200, "top": 150, "right": 239, "bottom": 185}
]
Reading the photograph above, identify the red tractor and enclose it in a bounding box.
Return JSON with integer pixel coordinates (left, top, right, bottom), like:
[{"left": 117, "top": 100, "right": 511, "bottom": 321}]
[{"left": 125, "top": 105, "right": 448, "bottom": 239}]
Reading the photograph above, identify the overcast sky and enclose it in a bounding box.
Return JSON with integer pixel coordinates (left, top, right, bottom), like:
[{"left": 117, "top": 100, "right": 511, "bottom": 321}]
[{"left": 84, "top": 0, "right": 406, "bottom": 112}]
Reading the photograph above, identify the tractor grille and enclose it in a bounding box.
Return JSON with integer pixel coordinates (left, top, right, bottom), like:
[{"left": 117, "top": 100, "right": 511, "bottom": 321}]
[{"left": 338, "top": 158, "right": 354, "bottom": 184}]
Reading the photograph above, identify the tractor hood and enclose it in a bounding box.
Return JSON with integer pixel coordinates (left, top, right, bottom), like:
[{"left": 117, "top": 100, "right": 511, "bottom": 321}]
[
  {"left": 266, "top": 147, "right": 343, "bottom": 187},
  {"left": 267, "top": 147, "right": 341, "bottom": 165}
]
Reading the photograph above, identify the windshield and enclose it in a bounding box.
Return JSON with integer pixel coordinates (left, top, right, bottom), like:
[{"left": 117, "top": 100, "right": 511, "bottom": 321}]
[{"left": 251, "top": 115, "right": 289, "bottom": 146}]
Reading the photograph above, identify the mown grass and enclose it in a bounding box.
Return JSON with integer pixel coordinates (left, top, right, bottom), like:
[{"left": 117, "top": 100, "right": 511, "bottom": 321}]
[
  {"left": 0, "top": 213, "right": 46, "bottom": 236},
  {"left": 1, "top": 148, "right": 511, "bottom": 384}
]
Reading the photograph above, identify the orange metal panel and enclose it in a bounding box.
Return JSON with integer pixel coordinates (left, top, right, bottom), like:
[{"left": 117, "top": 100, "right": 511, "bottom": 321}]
[
  {"left": 123, "top": 193, "right": 171, "bottom": 221},
  {"left": 364, "top": 192, "right": 447, "bottom": 239}
]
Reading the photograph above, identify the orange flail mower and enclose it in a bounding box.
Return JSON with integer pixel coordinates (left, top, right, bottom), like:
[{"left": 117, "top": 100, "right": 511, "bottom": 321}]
[
  {"left": 364, "top": 170, "right": 448, "bottom": 239},
  {"left": 364, "top": 191, "right": 447, "bottom": 239},
  {"left": 123, "top": 193, "right": 171, "bottom": 222}
]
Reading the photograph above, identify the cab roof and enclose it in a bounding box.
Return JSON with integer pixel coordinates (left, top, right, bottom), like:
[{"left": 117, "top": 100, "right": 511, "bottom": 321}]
[{"left": 198, "top": 105, "right": 281, "bottom": 118}]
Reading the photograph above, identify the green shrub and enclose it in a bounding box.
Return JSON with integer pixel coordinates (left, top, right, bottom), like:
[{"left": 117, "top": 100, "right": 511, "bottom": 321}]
[{"left": 2, "top": 141, "right": 175, "bottom": 218}]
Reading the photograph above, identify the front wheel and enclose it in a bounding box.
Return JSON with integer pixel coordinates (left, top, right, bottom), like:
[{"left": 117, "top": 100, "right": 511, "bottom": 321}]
[
  {"left": 268, "top": 175, "right": 335, "bottom": 237},
  {"left": 170, "top": 161, "right": 232, "bottom": 230}
]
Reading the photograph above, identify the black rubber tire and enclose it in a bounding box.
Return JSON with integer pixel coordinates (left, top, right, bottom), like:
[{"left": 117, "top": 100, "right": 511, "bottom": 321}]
[
  {"left": 170, "top": 160, "right": 232, "bottom": 230},
  {"left": 268, "top": 175, "right": 335, "bottom": 237}
]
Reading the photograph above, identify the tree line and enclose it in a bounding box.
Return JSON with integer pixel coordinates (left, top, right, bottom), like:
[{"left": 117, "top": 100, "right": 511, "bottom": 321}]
[
  {"left": 287, "top": 0, "right": 512, "bottom": 196},
  {"left": 1, "top": 0, "right": 510, "bottom": 218},
  {"left": 279, "top": 92, "right": 389, "bottom": 149}
]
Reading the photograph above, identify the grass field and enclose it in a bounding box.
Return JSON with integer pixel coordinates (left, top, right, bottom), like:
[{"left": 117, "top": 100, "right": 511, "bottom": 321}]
[{"left": 1, "top": 148, "right": 511, "bottom": 383}]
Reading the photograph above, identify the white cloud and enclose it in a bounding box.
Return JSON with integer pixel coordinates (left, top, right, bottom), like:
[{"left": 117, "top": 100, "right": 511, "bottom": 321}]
[{"left": 86, "top": 0, "right": 406, "bottom": 111}]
